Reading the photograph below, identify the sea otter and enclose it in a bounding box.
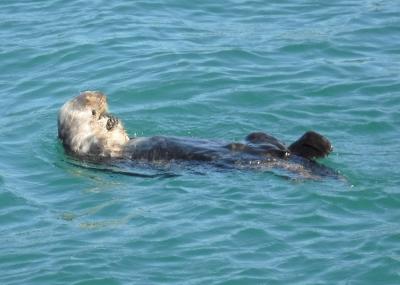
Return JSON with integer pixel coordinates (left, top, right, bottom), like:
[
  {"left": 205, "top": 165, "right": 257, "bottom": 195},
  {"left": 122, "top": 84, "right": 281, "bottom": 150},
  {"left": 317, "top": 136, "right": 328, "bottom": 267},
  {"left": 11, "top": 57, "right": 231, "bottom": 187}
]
[{"left": 58, "top": 91, "right": 335, "bottom": 178}]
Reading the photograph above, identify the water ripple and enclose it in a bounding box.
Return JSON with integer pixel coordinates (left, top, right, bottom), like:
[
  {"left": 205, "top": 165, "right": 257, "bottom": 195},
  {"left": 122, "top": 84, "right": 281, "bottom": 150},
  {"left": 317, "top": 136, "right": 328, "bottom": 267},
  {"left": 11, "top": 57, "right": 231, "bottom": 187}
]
[{"left": 1, "top": 0, "right": 400, "bottom": 284}]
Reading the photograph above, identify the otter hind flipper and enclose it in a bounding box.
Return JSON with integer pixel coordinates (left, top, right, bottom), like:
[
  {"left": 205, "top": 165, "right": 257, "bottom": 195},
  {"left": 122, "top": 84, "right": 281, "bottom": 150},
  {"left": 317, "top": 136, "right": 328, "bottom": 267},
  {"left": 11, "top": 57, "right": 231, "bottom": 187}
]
[
  {"left": 245, "top": 132, "right": 286, "bottom": 151},
  {"left": 289, "top": 131, "right": 332, "bottom": 160}
]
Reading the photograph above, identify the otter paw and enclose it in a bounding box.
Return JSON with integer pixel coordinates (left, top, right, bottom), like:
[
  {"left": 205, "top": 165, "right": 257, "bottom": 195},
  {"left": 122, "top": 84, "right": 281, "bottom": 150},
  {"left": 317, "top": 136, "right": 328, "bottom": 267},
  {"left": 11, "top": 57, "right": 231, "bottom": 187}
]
[
  {"left": 106, "top": 116, "right": 119, "bottom": 131},
  {"left": 245, "top": 132, "right": 286, "bottom": 151}
]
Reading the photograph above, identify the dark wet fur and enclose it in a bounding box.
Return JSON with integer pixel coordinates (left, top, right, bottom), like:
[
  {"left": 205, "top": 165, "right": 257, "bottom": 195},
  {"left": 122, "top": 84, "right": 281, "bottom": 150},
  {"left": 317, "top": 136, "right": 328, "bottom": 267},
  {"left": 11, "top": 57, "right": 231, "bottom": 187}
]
[
  {"left": 288, "top": 131, "right": 332, "bottom": 160},
  {"left": 119, "top": 132, "right": 337, "bottom": 179}
]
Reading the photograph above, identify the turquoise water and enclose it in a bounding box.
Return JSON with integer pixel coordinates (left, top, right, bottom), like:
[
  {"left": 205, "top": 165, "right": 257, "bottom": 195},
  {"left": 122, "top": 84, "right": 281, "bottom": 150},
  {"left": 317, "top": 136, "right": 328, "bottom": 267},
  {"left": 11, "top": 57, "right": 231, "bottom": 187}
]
[{"left": 1, "top": 0, "right": 400, "bottom": 284}]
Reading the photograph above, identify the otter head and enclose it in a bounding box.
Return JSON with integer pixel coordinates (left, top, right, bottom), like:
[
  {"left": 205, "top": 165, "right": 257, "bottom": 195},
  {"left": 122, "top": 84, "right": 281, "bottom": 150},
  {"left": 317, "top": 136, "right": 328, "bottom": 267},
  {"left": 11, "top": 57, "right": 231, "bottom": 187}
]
[{"left": 58, "top": 91, "right": 129, "bottom": 158}]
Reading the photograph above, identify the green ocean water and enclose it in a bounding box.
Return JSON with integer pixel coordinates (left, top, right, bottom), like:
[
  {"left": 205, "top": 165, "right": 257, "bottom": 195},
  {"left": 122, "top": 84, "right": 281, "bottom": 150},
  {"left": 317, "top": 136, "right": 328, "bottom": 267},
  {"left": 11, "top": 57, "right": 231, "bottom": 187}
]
[{"left": 1, "top": 0, "right": 400, "bottom": 284}]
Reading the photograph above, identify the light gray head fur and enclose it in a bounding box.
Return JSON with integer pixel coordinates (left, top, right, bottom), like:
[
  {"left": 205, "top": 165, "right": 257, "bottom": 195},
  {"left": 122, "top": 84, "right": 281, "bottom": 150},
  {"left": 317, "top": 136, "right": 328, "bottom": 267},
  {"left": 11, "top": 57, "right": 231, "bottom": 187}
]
[{"left": 58, "top": 91, "right": 129, "bottom": 158}]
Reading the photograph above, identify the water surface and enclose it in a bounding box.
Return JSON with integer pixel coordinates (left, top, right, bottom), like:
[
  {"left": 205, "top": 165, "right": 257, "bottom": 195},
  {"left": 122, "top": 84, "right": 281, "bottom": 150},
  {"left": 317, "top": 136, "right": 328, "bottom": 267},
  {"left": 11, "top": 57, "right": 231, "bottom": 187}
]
[{"left": 1, "top": 0, "right": 399, "bottom": 284}]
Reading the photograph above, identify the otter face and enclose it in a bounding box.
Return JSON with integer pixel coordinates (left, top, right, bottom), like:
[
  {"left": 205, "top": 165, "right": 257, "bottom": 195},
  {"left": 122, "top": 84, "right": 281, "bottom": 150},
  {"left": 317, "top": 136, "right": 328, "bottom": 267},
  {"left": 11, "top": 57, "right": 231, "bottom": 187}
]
[
  {"left": 58, "top": 91, "right": 129, "bottom": 158},
  {"left": 74, "top": 91, "right": 108, "bottom": 119}
]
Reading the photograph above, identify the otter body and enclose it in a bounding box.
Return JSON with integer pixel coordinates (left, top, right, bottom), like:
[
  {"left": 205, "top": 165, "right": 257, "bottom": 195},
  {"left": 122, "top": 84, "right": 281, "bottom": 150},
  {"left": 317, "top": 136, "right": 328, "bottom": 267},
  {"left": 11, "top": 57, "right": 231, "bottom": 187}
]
[{"left": 58, "top": 91, "right": 335, "bottom": 178}]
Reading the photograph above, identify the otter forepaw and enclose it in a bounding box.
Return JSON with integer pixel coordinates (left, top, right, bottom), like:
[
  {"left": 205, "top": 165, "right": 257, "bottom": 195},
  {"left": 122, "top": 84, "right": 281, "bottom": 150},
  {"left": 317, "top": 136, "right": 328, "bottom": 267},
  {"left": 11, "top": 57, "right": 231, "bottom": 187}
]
[{"left": 106, "top": 116, "right": 119, "bottom": 131}]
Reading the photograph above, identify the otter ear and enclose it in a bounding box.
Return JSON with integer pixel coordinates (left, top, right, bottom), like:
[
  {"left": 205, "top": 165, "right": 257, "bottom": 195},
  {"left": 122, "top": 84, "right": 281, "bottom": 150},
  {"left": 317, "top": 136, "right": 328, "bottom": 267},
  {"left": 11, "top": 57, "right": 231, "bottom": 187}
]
[{"left": 289, "top": 131, "right": 332, "bottom": 160}]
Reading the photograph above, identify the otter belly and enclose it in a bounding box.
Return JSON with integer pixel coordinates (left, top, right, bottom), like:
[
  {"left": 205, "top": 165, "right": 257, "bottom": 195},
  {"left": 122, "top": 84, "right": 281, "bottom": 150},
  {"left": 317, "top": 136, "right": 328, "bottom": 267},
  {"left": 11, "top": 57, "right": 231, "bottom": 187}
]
[
  {"left": 120, "top": 136, "right": 339, "bottom": 179},
  {"left": 124, "top": 136, "right": 229, "bottom": 162},
  {"left": 123, "top": 136, "right": 287, "bottom": 163}
]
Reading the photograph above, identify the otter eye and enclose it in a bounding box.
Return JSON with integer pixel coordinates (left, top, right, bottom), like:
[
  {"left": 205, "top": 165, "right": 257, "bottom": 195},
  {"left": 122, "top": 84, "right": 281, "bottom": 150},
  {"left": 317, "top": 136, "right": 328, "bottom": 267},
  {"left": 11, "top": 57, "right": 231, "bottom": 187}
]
[{"left": 92, "top": 110, "right": 96, "bottom": 116}]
